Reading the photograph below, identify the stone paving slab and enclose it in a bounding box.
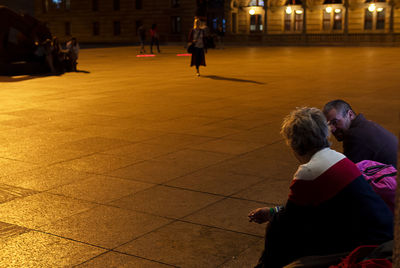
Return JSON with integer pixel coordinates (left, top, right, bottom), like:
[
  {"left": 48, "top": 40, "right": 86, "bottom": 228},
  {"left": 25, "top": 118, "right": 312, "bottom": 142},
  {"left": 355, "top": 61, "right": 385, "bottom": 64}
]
[{"left": 0, "top": 45, "right": 399, "bottom": 267}]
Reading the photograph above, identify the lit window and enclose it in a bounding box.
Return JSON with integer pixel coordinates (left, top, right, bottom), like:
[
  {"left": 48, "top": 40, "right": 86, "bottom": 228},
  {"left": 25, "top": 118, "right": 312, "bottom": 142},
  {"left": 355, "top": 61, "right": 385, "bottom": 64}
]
[
  {"left": 333, "top": 9, "right": 342, "bottom": 30},
  {"left": 284, "top": 7, "right": 303, "bottom": 31},
  {"left": 364, "top": 6, "right": 386, "bottom": 30},
  {"left": 250, "top": 14, "right": 263, "bottom": 32},
  {"left": 249, "top": 0, "right": 265, "bottom": 6},
  {"left": 323, "top": 10, "right": 331, "bottom": 30},
  {"left": 294, "top": 12, "right": 303, "bottom": 31}
]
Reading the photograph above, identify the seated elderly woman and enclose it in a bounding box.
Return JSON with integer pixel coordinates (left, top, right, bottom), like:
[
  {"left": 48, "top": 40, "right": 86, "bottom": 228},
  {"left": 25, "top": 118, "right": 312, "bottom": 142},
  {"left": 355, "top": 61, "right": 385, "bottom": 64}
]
[{"left": 249, "top": 107, "right": 393, "bottom": 268}]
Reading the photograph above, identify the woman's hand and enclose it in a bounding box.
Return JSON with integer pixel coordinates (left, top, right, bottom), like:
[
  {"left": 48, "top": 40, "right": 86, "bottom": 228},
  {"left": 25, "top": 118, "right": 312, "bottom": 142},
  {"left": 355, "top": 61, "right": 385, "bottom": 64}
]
[{"left": 248, "top": 207, "right": 271, "bottom": 224}]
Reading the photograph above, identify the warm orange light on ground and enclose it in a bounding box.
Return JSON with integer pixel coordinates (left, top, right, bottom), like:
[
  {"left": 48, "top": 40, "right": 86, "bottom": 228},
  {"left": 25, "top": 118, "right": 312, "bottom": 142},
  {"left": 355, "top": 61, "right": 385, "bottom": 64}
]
[
  {"left": 176, "top": 54, "right": 191, "bottom": 56},
  {"left": 136, "top": 54, "right": 156, "bottom": 57}
]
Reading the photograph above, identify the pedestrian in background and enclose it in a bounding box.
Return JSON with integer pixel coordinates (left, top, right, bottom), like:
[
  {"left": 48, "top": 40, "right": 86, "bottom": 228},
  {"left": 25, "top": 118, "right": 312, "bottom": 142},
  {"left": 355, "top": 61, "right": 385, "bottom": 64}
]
[
  {"left": 216, "top": 24, "right": 224, "bottom": 49},
  {"left": 66, "top": 37, "right": 80, "bottom": 71},
  {"left": 150, "top": 24, "right": 160, "bottom": 54},
  {"left": 137, "top": 24, "right": 146, "bottom": 54},
  {"left": 188, "top": 18, "right": 207, "bottom": 77}
]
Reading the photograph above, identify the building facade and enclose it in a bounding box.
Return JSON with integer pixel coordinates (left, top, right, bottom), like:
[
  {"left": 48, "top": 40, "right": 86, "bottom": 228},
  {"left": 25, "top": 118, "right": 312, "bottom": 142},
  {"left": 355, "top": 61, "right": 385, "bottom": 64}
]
[
  {"left": 33, "top": 0, "right": 400, "bottom": 44},
  {"left": 0, "top": 0, "right": 35, "bottom": 15},
  {"left": 34, "top": 0, "right": 197, "bottom": 43},
  {"left": 228, "top": 0, "right": 400, "bottom": 44}
]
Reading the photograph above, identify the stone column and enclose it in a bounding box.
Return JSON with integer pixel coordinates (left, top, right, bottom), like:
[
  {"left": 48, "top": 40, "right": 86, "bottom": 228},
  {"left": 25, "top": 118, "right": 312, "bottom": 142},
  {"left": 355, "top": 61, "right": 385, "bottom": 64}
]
[
  {"left": 264, "top": 5, "right": 268, "bottom": 33},
  {"left": 389, "top": 0, "right": 395, "bottom": 33},
  {"left": 344, "top": 0, "right": 349, "bottom": 35},
  {"left": 301, "top": 0, "right": 307, "bottom": 37}
]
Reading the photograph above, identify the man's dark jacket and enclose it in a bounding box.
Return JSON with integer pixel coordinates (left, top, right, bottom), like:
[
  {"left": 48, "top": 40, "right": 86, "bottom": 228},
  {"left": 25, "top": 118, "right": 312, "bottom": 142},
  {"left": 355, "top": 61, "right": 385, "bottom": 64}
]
[{"left": 343, "top": 114, "right": 398, "bottom": 168}]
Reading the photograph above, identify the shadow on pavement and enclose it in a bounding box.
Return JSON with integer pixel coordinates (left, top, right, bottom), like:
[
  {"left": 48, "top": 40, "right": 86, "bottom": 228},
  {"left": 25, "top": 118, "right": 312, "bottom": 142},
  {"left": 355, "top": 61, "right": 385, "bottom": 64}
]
[
  {"left": 0, "top": 74, "right": 56, "bottom": 82},
  {"left": 75, "top": 69, "right": 90, "bottom": 74},
  {"left": 202, "top": 75, "right": 265, "bottom": 84},
  {"left": 0, "top": 70, "right": 90, "bottom": 82}
]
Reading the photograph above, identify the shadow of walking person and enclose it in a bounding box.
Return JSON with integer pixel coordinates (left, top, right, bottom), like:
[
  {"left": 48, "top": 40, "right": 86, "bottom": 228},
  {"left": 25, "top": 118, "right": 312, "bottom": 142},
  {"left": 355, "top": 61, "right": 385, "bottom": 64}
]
[{"left": 202, "top": 75, "right": 265, "bottom": 84}]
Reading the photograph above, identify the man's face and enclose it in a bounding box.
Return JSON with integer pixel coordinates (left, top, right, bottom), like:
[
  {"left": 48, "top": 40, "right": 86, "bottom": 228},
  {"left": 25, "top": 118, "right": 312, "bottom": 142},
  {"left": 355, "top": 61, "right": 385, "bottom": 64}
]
[{"left": 325, "top": 108, "right": 353, "bottom": 141}]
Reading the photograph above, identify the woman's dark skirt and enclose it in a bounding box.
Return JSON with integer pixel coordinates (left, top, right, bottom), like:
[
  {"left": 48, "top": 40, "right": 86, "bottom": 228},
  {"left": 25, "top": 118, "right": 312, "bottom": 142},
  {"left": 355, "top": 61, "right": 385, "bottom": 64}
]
[{"left": 190, "top": 47, "right": 206, "bottom": 67}]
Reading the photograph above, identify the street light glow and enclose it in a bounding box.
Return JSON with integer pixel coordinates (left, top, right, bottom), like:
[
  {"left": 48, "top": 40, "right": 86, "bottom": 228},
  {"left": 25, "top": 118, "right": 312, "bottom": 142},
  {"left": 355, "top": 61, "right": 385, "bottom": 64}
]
[
  {"left": 325, "top": 7, "right": 332, "bottom": 13},
  {"left": 368, "top": 4, "right": 376, "bottom": 12},
  {"left": 249, "top": 9, "right": 256, "bottom": 15},
  {"left": 334, "top": 8, "right": 341, "bottom": 13},
  {"left": 285, "top": 6, "right": 292, "bottom": 14}
]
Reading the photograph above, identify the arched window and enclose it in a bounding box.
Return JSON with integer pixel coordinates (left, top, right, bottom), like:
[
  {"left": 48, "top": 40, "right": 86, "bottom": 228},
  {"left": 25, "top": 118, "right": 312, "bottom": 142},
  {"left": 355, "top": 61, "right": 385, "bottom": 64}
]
[
  {"left": 364, "top": 5, "right": 386, "bottom": 30},
  {"left": 322, "top": 6, "right": 343, "bottom": 30},
  {"left": 284, "top": 0, "right": 303, "bottom": 31},
  {"left": 249, "top": 0, "right": 265, "bottom": 6}
]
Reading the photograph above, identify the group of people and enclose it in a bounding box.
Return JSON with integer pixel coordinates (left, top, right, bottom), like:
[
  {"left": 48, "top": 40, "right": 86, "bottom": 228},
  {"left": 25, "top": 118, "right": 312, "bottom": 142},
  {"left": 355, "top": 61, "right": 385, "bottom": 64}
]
[
  {"left": 136, "top": 18, "right": 220, "bottom": 77},
  {"left": 248, "top": 100, "right": 397, "bottom": 267},
  {"left": 33, "top": 36, "right": 80, "bottom": 74},
  {"left": 137, "top": 23, "right": 160, "bottom": 54}
]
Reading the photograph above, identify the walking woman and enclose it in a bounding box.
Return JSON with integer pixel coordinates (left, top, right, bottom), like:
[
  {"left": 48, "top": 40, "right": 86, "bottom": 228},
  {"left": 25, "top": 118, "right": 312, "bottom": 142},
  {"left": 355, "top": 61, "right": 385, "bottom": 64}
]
[{"left": 188, "top": 18, "right": 206, "bottom": 77}]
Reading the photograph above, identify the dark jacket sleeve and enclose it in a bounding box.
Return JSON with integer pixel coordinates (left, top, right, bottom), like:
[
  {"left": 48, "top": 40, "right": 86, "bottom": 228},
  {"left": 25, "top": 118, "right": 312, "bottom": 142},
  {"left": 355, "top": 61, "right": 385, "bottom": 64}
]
[{"left": 343, "top": 137, "right": 374, "bottom": 164}]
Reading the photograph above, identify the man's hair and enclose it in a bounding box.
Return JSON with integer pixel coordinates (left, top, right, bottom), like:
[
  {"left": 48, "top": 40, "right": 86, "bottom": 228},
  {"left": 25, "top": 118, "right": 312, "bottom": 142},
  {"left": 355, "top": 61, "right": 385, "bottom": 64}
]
[
  {"left": 281, "top": 107, "right": 330, "bottom": 156},
  {"left": 323, "top": 99, "right": 355, "bottom": 117}
]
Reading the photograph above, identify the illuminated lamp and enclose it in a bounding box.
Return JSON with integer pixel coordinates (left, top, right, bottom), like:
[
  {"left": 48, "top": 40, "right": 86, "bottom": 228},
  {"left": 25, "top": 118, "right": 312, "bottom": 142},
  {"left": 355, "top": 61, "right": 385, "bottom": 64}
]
[
  {"left": 368, "top": 3, "right": 376, "bottom": 12},
  {"left": 286, "top": 6, "right": 292, "bottom": 14},
  {"left": 325, "top": 6, "right": 332, "bottom": 13},
  {"left": 295, "top": 9, "right": 303, "bottom": 14},
  {"left": 377, "top": 7, "right": 384, "bottom": 12},
  {"left": 249, "top": 9, "right": 256, "bottom": 15},
  {"left": 334, "top": 8, "right": 341, "bottom": 13}
]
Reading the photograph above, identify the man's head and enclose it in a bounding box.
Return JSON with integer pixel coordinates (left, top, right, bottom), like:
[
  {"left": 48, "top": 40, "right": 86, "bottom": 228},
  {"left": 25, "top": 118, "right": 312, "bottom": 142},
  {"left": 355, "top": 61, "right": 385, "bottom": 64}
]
[
  {"left": 281, "top": 107, "right": 330, "bottom": 158},
  {"left": 323, "top": 100, "right": 356, "bottom": 142}
]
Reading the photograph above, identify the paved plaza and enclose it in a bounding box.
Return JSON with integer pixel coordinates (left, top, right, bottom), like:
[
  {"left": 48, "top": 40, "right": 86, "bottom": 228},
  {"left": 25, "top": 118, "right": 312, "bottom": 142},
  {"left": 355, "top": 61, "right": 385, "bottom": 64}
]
[{"left": 0, "top": 46, "right": 399, "bottom": 267}]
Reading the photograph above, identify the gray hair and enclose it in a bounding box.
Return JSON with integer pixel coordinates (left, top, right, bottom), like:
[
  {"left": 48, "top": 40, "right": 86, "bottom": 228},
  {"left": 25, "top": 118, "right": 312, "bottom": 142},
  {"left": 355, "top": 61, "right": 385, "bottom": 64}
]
[
  {"left": 323, "top": 99, "right": 355, "bottom": 117},
  {"left": 281, "top": 107, "right": 330, "bottom": 156}
]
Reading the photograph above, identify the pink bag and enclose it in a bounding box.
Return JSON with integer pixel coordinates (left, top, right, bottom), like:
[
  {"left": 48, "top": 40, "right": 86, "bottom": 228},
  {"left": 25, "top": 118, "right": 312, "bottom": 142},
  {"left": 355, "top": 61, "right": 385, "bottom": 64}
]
[
  {"left": 329, "top": 245, "right": 392, "bottom": 268},
  {"left": 356, "top": 160, "right": 397, "bottom": 213}
]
